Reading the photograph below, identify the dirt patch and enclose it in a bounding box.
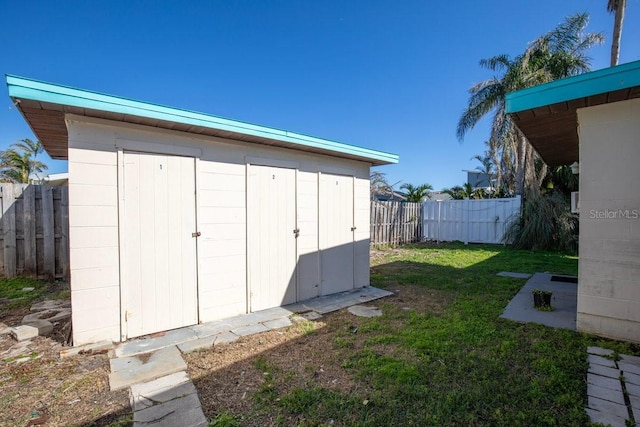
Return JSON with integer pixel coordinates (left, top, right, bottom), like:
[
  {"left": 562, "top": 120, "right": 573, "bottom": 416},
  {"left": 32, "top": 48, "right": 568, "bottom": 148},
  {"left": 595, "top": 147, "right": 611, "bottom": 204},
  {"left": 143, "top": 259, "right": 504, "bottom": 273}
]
[{"left": 186, "top": 284, "right": 451, "bottom": 424}]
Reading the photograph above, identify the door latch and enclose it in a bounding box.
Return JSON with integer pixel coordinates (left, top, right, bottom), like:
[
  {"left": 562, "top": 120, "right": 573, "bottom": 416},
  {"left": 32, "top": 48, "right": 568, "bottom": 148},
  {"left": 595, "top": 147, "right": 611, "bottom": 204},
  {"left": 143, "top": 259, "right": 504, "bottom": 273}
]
[
  {"left": 351, "top": 226, "right": 357, "bottom": 231},
  {"left": 192, "top": 231, "right": 201, "bottom": 238},
  {"left": 293, "top": 228, "right": 300, "bottom": 238}
]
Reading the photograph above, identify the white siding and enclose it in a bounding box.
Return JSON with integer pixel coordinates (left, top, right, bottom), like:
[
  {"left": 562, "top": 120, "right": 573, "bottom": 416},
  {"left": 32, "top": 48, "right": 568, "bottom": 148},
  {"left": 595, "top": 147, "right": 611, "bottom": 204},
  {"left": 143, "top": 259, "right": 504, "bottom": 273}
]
[
  {"left": 577, "top": 98, "right": 640, "bottom": 343},
  {"left": 65, "top": 115, "right": 373, "bottom": 345}
]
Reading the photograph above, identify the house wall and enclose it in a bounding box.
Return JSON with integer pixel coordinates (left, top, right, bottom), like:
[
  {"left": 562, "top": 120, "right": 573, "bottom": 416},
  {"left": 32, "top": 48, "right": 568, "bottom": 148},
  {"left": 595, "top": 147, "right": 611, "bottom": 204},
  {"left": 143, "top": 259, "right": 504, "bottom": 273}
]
[
  {"left": 577, "top": 97, "right": 640, "bottom": 343},
  {"left": 66, "top": 115, "right": 371, "bottom": 345}
]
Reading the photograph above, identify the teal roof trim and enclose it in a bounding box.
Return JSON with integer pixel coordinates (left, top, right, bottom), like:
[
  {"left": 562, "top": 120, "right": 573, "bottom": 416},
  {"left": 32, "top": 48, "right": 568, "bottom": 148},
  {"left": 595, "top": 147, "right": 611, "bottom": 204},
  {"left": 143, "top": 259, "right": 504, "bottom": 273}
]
[
  {"left": 6, "top": 75, "right": 398, "bottom": 165},
  {"left": 506, "top": 60, "right": 640, "bottom": 113}
]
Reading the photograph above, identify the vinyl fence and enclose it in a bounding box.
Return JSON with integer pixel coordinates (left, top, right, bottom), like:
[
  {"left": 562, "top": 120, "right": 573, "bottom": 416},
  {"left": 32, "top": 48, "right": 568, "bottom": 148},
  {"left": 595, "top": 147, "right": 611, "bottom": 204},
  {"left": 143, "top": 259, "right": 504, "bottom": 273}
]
[
  {"left": 0, "top": 184, "right": 69, "bottom": 280},
  {"left": 370, "top": 201, "right": 422, "bottom": 245},
  {"left": 422, "top": 196, "right": 521, "bottom": 244}
]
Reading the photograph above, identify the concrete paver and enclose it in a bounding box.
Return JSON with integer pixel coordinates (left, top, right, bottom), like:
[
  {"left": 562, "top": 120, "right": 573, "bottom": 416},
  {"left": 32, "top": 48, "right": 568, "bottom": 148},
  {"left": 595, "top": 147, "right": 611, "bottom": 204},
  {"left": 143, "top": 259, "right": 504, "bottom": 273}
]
[
  {"left": 177, "top": 336, "right": 215, "bottom": 354},
  {"left": 133, "top": 392, "right": 207, "bottom": 427},
  {"left": 627, "top": 382, "right": 640, "bottom": 397},
  {"left": 588, "top": 354, "right": 617, "bottom": 368},
  {"left": 588, "top": 396, "right": 629, "bottom": 419},
  {"left": 623, "top": 370, "right": 640, "bottom": 386},
  {"left": 232, "top": 323, "right": 269, "bottom": 337},
  {"left": 623, "top": 354, "right": 640, "bottom": 366},
  {"left": 588, "top": 363, "right": 620, "bottom": 379},
  {"left": 109, "top": 346, "right": 187, "bottom": 391},
  {"left": 496, "top": 271, "right": 532, "bottom": 279},
  {"left": 587, "top": 382, "right": 626, "bottom": 405},
  {"left": 587, "top": 372, "right": 623, "bottom": 392},
  {"left": 588, "top": 346, "right": 614, "bottom": 357},
  {"left": 619, "top": 360, "right": 640, "bottom": 376},
  {"left": 500, "top": 273, "right": 577, "bottom": 330},
  {"left": 214, "top": 331, "right": 239, "bottom": 345},
  {"left": 585, "top": 408, "right": 628, "bottom": 427},
  {"left": 263, "top": 317, "right": 293, "bottom": 330},
  {"left": 348, "top": 305, "right": 383, "bottom": 317},
  {"left": 115, "top": 328, "right": 199, "bottom": 358}
]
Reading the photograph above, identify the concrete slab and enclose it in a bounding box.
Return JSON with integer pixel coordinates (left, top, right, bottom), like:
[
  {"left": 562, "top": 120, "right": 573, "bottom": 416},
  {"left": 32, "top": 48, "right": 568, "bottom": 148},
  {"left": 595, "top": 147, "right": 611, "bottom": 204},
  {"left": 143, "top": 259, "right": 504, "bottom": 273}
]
[
  {"left": 585, "top": 408, "right": 628, "bottom": 427},
  {"left": 22, "top": 319, "right": 53, "bottom": 337},
  {"left": 0, "top": 322, "right": 11, "bottom": 335},
  {"left": 299, "top": 311, "right": 322, "bottom": 321},
  {"left": 285, "top": 286, "right": 393, "bottom": 315},
  {"left": 587, "top": 346, "right": 614, "bottom": 357},
  {"left": 133, "top": 392, "right": 207, "bottom": 427},
  {"left": 587, "top": 382, "right": 626, "bottom": 405},
  {"left": 587, "top": 373, "right": 623, "bottom": 392},
  {"left": 588, "top": 363, "right": 620, "bottom": 379},
  {"left": 11, "top": 324, "right": 38, "bottom": 341},
  {"left": 130, "top": 371, "right": 193, "bottom": 410},
  {"left": 622, "top": 370, "right": 640, "bottom": 386},
  {"left": 496, "top": 271, "right": 532, "bottom": 279},
  {"left": 588, "top": 354, "right": 617, "bottom": 368},
  {"left": 500, "top": 273, "right": 576, "bottom": 330},
  {"left": 348, "top": 305, "right": 383, "bottom": 318},
  {"left": 619, "top": 361, "right": 640, "bottom": 376},
  {"left": 115, "top": 328, "right": 199, "bottom": 358},
  {"left": 60, "top": 340, "right": 114, "bottom": 358},
  {"left": 189, "top": 321, "right": 235, "bottom": 339},
  {"left": 214, "top": 331, "right": 239, "bottom": 345},
  {"left": 587, "top": 396, "right": 629, "bottom": 419},
  {"left": 109, "top": 346, "right": 187, "bottom": 391},
  {"left": 263, "top": 317, "right": 293, "bottom": 330},
  {"left": 622, "top": 354, "right": 640, "bottom": 366},
  {"left": 178, "top": 337, "right": 215, "bottom": 354},
  {"left": 232, "top": 323, "right": 269, "bottom": 337},
  {"left": 626, "top": 382, "right": 640, "bottom": 398}
]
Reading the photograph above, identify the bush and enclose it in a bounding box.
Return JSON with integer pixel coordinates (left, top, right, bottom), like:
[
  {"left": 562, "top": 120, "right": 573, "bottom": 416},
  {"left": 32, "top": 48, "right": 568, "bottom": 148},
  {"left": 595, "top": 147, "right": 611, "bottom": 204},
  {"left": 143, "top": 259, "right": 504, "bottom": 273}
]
[{"left": 503, "top": 191, "right": 578, "bottom": 252}]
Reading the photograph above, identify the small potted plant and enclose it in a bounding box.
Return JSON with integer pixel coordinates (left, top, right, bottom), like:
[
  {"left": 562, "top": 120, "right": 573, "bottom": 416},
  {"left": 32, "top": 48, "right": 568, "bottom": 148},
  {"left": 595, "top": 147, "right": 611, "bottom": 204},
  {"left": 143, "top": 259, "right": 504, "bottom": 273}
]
[{"left": 532, "top": 289, "right": 553, "bottom": 311}]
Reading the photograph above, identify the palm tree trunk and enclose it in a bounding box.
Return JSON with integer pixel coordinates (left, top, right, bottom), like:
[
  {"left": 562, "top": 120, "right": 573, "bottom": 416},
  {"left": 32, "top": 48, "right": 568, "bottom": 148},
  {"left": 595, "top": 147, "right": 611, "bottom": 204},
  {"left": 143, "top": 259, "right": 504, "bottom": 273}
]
[
  {"left": 515, "top": 136, "right": 527, "bottom": 196},
  {"left": 610, "top": 0, "right": 626, "bottom": 66}
]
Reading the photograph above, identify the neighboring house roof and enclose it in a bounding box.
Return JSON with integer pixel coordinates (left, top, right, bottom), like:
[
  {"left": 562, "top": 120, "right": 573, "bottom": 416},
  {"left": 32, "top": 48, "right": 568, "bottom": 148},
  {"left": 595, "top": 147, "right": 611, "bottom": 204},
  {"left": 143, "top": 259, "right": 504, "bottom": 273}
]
[
  {"left": 6, "top": 75, "right": 399, "bottom": 166},
  {"left": 372, "top": 190, "right": 407, "bottom": 202},
  {"left": 505, "top": 60, "right": 640, "bottom": 166},
  {"left": 44, "top": 172, "right": 69, "bottom": 186}
]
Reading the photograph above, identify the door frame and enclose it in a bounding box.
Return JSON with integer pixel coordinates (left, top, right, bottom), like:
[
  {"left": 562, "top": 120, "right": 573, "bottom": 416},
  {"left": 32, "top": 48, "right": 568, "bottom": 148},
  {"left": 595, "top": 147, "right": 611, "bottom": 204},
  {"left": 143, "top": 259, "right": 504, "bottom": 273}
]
[{"left": 116, "top": 140, "right": 201, "bottom": 341}]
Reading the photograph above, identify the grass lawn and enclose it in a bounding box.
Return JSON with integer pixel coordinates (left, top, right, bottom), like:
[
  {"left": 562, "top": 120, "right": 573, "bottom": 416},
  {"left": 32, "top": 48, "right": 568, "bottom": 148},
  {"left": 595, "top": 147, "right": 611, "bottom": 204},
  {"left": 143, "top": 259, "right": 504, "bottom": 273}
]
[{"left": 190, "top": 243, "right": 640, "bottom": 427}]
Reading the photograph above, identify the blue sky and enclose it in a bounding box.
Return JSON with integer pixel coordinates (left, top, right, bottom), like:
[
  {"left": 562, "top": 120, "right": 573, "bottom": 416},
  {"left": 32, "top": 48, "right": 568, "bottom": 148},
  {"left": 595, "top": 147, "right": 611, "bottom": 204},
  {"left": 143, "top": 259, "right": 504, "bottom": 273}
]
[{"left": 2, "top": 1, "right": 639, "bottom": 190}]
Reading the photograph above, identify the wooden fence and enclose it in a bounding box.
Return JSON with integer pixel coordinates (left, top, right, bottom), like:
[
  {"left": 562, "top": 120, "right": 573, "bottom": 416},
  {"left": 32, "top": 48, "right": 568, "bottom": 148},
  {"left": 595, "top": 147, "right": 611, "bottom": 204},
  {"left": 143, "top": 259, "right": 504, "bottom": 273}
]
[
  {"left": 0, "top": 184, "right": 69, "bottom": 280},
  {"left": 370, "top": 201, "right": 422, "bottom": 245}
]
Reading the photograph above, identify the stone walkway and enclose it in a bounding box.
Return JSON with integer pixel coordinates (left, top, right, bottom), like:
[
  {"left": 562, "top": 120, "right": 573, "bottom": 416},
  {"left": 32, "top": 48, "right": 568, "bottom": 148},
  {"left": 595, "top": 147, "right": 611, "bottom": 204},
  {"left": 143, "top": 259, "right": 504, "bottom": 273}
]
[
  {"left": 586, "top": 346, "right": 639, "bottom": 427},
  {"left": 105, "top": 286, "right": 392, "bottom": 426}
]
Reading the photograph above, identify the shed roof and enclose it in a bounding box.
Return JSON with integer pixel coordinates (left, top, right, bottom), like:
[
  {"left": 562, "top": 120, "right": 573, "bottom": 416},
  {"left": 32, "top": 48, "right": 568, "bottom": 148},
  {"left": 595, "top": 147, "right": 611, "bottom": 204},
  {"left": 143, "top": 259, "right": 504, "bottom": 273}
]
[
  {"left": 6, "top": 75, "right": 399, "bottom": 166},
  {"left": 505, "top": 60, "right": 640, "bottom": 166}
]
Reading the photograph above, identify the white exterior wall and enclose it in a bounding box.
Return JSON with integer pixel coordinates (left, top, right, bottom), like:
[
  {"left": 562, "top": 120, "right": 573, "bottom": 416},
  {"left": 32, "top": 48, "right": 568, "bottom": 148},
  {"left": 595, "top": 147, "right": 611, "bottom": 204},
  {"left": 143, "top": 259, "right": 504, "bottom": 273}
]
[
  {"left": 577, "top": 98, "right": 640, "bottom": 343},
  {"left": 66, "top": 115, "right": 370, "bottom": 345}
]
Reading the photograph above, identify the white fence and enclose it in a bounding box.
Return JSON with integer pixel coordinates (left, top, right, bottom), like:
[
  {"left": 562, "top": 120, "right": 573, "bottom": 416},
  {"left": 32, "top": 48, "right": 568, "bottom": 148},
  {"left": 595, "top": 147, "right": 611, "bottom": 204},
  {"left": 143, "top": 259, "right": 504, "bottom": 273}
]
[{"left": 422, "top": 196, "right": 521, "bottom": 244}]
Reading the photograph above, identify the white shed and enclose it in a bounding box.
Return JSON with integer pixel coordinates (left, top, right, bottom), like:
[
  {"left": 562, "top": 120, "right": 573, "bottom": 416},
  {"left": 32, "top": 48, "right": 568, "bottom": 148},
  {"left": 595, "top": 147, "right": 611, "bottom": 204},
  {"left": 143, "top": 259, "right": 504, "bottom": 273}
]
[{"left": 7, "top": 75, "right": 398, "bottom": 346}]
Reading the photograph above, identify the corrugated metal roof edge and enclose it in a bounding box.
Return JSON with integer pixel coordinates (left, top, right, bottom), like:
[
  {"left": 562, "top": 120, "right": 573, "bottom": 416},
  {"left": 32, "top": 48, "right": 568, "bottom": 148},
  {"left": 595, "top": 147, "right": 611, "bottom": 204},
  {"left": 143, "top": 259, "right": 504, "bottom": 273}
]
[{"left": 6, "top": 74, "right": 399, "bottom": 165}]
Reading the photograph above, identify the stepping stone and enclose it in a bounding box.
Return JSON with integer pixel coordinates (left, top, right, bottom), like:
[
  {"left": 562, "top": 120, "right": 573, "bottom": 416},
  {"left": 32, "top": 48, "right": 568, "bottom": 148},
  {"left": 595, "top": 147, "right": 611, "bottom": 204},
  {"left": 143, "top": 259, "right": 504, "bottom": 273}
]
[
  {"left": 178, "top": 336, "right": 215, "bottom": 354},
  {"left": 622, "top": 370, "right": 640, "bottom": 386},
  {"left": 263, "top": 317, "right": 292, "bottom": 330},
  {"left": 621, "top": 354, "right": 640, "bottom": 366},
  {"left": 588, "top": 354, "right": 616, "bottom": 368},
  {"left": 626, "top": 382, "right": 640, "bottom": 398},
  {"left": 130, "top": 371, "right": 195, "bottom": 411},
  {"left": 348, "top": 305, "right": 382, "bottom": 318},
  {"left": 587, "top": 382, "right": 626, "bottom": 405},
  {"left": 214, "top": 331, "right": 239, "bottom": 345},
  {"left": 134, "top": 391, "right": 207, "bottom": 427},
  {"left": 497, "top": 272, "right": 532, "bottom": 279},
  {"left": 587, "top": 373, "right": 622, "bottom": 392},
  {"left": 585, "top": 408, "right": 628, "bottom": 427},
  {"left": 588, "top": 364, "right": 620, "bottom": 379},
  {"left": 587, "top": 346, "right": 614, "bottom": 357},
  {"left": 232, "top": 323, "right": 268, "bottom": 337},
  {"left": 109, "top": 346, "right": 186, "bottom": 391},
  {"left": 619, "top": 361, "right": 640, "bottom": 376},
  {"left": 11, "top": 325, "right": 38, "bottom": 341},
  {"left": 587, "top": 396, "right": 629, "bottom": 419},
  {"left": 23, "top": 319, "right": 53, "bottom": 337}
]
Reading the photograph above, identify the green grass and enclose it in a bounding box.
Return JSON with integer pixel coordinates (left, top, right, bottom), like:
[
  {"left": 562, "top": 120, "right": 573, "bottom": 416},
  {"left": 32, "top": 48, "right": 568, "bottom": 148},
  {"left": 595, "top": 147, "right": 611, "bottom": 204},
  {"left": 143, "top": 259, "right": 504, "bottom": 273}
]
[
  {"left": 0, "top": 277, "right": 48, "bottom": 308},
  {"left": 226, "top": 243, "right": 640, "bottom": 426}
]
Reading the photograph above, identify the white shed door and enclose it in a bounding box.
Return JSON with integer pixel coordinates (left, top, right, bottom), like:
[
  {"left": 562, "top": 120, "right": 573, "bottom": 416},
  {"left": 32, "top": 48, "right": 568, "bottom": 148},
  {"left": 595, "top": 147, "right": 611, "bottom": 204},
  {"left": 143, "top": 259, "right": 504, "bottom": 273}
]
[
  {"left": 247, "top": 164, "right": 297, "bottom": 311},
  {"left": 122, "top": 151, "right": 198, "bottom": 339},
  {"left": 319, "top": 173, "right": 354, "bottom": 295}
]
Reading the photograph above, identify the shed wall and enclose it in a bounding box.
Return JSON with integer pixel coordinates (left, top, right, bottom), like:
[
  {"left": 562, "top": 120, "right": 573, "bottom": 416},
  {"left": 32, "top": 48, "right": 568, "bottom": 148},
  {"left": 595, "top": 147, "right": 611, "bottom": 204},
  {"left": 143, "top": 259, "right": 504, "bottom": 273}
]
[
  {"left": 66, "top": 116, "right": 370, "bottom": 345},
  {"left": 577, "top": 98, "right": 640, "bottom": 343}
]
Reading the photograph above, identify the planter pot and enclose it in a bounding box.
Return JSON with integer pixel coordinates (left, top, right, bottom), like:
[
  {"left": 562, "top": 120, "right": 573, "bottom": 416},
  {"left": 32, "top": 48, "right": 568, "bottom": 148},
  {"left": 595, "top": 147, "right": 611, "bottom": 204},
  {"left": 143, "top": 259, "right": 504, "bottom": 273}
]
[{"left": 533, "top": 292, "right": 552, "bottom": 309}]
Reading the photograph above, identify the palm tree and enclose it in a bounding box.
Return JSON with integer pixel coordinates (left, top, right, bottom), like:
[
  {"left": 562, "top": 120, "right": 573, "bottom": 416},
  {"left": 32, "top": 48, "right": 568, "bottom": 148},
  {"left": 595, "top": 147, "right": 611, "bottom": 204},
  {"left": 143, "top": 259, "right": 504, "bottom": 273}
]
[
  {"left": 400, "top": 183, "right": 433, "bottom": 203},
  {"left": 457, "top": 13, "right": 603, "bottom": 198},
  {"left": 0, "top": 139, "right": 48, "bottom": 183},
  {"left": 608, "top": 0, "right": 626, "bottom": 66}
]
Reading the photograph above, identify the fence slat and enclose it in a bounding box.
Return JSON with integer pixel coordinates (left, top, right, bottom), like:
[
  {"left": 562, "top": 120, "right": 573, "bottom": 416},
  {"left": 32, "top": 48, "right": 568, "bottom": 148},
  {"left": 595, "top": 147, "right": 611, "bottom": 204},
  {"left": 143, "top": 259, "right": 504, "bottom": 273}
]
[
  {"left": 23, "top": 185, "right": 37, "bottom": 275},
  {"left": 41, "top": 186, "right": 55, "bottom": 281},
  {"left": 59, "top": 187, "right": 70, "bottom": 279},
  {"left": 370, "top": 200, "right": 422, "bottom": 246},
  {"left": 2, "top": 184, "right": 17, "bottom": 277}
]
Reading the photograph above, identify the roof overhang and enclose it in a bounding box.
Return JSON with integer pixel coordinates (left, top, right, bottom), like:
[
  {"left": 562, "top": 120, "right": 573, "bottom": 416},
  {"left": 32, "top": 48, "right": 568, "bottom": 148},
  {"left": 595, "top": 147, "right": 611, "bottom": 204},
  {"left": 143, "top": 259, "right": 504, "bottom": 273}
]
[
  {"left": 6, "top": 75, "right": 399, "bottom": 166},
  {"left": 505, "top": 60, "right": 640, "bottom": 166}
]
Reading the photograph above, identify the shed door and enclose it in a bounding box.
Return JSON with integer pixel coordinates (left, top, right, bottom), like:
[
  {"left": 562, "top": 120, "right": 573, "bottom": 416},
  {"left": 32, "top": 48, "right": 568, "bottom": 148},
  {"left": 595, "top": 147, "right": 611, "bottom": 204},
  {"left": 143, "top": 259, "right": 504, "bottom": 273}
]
[
  {"left": 122, "top": 151, "right": 198, "bottom": 339},
  {"left": 247, "top": 164, "right": 297, "bottom": 311},
  {"left": 319, "top": 173, "right": 354, "bottom": 295}
]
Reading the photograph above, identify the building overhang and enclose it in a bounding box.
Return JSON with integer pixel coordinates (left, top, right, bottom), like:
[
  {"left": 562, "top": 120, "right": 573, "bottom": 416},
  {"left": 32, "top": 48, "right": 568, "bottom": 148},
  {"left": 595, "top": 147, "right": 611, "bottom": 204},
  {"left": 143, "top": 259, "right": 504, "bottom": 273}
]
[
  {"left": 6, "top": 75, "right": 399, "bottom": 166},
  {"left": 505, "top": 60, "right": 640, "bottom": 166}
]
